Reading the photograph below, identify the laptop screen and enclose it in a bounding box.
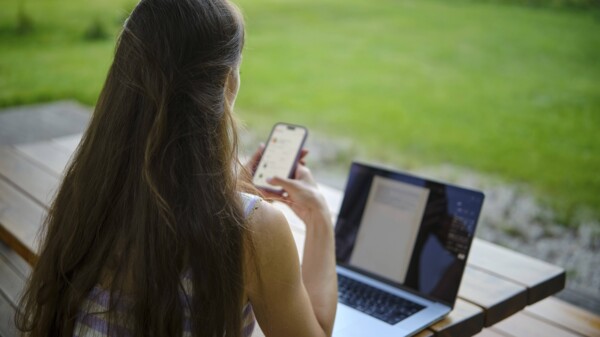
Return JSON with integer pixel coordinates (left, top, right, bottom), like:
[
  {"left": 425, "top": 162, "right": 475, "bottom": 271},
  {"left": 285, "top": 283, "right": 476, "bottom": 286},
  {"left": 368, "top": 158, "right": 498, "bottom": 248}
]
[{"left": 335, "top": 162, "right": 484, "bottom": 306}]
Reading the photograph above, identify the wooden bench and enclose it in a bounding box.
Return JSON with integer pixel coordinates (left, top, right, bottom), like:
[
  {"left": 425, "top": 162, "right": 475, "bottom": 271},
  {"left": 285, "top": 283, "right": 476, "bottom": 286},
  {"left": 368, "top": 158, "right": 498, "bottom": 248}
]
[{"left": 1, "top": 133, "right": 593, "bottom": 337}]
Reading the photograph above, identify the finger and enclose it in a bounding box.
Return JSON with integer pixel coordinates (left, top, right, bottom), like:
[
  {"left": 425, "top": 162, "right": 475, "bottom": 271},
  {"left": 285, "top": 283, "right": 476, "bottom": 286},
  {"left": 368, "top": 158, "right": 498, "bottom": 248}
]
[
  {"left": 247, "top": 143, "right": 265, "bottom": 174},
  {"left": 259, "top": 188, "right": 285, "bottom": 201},
  {"left": 267, "top": 176, "right": 302, "bottom": 194},
  {"left": 296, "top": 149, "right": 309, "bottom": 166},
  {"left": 293, "top": 164, "right": 313, "bottom": 181},
  {"left": 299, "top": 148, "right": 309, "bottom": 160}
]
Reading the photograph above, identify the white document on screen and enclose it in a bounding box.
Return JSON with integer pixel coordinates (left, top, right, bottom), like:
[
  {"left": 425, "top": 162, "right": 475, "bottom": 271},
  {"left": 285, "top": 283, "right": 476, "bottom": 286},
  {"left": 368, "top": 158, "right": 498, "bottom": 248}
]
[{"left": 350, "top": 176, "right": 430, "bottom": 284}]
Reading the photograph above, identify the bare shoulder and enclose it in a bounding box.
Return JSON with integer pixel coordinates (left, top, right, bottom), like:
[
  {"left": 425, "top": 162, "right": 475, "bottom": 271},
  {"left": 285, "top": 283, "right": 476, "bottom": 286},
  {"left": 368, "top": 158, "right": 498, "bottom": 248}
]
[
  {"left": 247, "top": 200, "right": 288, "bottom": 234},
  {"left": 243, "top": 199, "right": 301, "bottom": 292},
  {"left": 245, "top": 200, "right": 296, "bottom": 255}
]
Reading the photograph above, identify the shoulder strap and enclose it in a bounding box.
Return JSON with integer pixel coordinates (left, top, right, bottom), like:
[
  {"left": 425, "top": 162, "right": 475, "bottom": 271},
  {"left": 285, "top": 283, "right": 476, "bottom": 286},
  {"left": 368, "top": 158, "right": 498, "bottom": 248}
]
[{"left": 240, "top": 193, "right": 261, "bottom": 218}]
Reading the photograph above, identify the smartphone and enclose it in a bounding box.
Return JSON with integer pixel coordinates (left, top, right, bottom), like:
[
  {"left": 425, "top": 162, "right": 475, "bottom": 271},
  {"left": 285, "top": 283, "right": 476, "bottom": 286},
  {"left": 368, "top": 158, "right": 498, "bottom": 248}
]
[{"left": 252, "top": 123, "right": 308, "bottom": 193}]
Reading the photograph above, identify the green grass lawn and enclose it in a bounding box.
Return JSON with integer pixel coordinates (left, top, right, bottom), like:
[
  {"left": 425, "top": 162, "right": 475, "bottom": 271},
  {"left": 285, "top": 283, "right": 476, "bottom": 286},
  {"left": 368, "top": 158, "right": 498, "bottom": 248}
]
[{"left": 1, "top": 0, "right": 599, "bottom": 223}]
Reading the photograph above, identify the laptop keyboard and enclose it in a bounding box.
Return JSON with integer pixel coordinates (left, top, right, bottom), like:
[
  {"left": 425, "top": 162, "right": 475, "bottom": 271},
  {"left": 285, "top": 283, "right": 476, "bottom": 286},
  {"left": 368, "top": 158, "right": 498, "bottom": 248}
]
[{"left": 337, "top": 274, "right": 425, "bottom": 325}]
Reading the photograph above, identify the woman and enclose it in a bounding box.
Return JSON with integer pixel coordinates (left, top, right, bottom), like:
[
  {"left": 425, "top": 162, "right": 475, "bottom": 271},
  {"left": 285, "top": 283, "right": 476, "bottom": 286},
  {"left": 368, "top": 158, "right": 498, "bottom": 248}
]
[{"left": 15, "top": 0, "right": 337, "bottom": 336}]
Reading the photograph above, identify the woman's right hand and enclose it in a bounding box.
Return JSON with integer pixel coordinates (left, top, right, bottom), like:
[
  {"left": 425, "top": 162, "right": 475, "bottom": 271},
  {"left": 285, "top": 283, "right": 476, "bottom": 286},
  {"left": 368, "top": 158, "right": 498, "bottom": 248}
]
[{"left": 267, "top": 164, "right": 332, "bottom": 229}]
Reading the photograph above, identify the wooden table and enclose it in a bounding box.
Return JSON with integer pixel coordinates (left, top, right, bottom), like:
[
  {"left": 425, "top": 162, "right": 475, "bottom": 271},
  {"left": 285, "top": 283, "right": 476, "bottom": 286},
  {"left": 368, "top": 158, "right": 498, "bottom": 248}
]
[{"left": 0, "top": 133, "right": 566, "bottom": 337}]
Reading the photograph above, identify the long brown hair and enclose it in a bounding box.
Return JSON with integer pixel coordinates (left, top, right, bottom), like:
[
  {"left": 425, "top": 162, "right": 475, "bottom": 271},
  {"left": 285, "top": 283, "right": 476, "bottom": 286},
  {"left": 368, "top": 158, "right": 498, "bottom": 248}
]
[{"left": 16, "top": 0, "right": 247, "bottom": 336}]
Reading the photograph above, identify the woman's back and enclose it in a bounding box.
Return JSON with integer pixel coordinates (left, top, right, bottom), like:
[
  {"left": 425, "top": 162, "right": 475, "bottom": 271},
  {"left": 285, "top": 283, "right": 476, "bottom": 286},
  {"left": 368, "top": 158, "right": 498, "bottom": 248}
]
[{"left": 74, "top": 194, "right": 261, "bottom": 337}]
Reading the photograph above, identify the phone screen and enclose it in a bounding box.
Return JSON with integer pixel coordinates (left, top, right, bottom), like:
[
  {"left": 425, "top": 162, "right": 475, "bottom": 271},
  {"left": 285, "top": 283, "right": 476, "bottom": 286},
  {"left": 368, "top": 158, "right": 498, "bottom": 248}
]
[{"left": 253, "top": 123, "right": 308, "bottom": 192}]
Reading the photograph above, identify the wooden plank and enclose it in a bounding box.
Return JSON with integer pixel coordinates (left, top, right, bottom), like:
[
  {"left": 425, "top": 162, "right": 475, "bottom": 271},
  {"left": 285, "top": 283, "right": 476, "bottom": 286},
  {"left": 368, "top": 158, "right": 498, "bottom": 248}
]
[
  {"left": 0, "top": 253, "right": 27, "bottom": 306},
  {"left": 430, "top": 299, "right": 484, "bottom": 337},
  {"left": 473, "top": 329, "right": 509, "bottom": 337},
  {"left": 0, "top": 291, "right": 18, "bottom": 337},
  {"left": 414, "top": 329, "right": 434, "bottom": 337},
  {"left": 0, "top": 146, "right": 60, "bottom": 207},
  {"left": 0, "top": 244, "right": 29, "bottom": 337},
  {"left": 459, "top": 266, "right": 527, "bottom": 327},
  {"left": 0, "top": 178, "right": 44, "bottom": 265},
  {"left": 0, "top": 241, "right": 31, "bottom": 280},
  {"left": 524, "top": 296, "right": 600, "bottom": 337},
  {"left": 51, "top": 133, "right": 82, "bottom": 153},
  {"left": 468, "top": 239, "right": 565, "bottom": 305},
  {"left": 14, "top": 140, "right": 73, "bottom": 176},
  {"left": 490, "top": 311, "right": 582, "bottom": 337}
]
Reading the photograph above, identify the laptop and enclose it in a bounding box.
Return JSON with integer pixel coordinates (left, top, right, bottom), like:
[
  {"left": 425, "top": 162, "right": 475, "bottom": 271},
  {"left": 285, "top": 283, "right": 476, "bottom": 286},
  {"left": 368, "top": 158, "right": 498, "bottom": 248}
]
[{"left": 332, "top": 162, "right": 485, "bottom": 337}]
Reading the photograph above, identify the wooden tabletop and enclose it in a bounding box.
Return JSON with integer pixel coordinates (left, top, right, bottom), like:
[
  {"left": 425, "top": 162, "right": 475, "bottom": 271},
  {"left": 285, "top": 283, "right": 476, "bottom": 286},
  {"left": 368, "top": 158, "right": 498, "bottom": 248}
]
[{"left": 0, "top": 133, "right": 566, "bottom": 337}]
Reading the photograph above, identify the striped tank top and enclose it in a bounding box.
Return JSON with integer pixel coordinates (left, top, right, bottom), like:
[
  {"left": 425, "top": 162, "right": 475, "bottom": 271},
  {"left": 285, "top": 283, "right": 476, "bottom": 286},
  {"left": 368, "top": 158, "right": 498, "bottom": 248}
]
[{"left": 74, "top": 193, "right": 261, "bottom": 337}]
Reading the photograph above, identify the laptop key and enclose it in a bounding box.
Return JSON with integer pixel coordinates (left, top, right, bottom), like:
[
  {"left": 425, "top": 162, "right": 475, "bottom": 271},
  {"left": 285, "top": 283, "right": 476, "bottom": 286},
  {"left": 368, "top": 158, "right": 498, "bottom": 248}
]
[{"left": 338, "top": 274, "right": 425, "bottom": 325}]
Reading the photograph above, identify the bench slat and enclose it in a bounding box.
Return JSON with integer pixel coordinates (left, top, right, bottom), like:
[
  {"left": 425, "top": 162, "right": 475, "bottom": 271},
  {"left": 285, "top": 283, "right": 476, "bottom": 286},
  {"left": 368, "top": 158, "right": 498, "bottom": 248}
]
[
  {"left": 473, "top": 329, "right": 508, "bottom": 337},
  {"left": 468, "top": 239, "right": 565, "bottom": 305},
  {"left": 490, "top": 311, "right": 582, "bottom": 337},
  {"left": 430, "top": 298, "right": 484, "bottom": 337},
  {"left": 0, "top": 147, "right": 60, "bottom": 207},
  {"left": 0, "top": 178, "right": 44, "bottom": 265},
  {"left": 14, "top": 140, "right": 73, "bottom": 175},
  {"left": 0, "top": 253, "right": 26, "bottom": 306},
  {"left": 0, "top": 290, "right": 18, "bottom": 337},
  {"left": 0, "top": 241, "right": 31, "bottom": 280},
  {"left": 524, "top": 296, "right": 600, "bottom": 337},
  {"left": 414, "top": 329, "right": 434, "bottom": 337},
  {"left": 459, "top": 266, "right": 527, "bottom": 326},
  {"left": 51, "top": 134, "right": 83, "bottom": 153}
]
